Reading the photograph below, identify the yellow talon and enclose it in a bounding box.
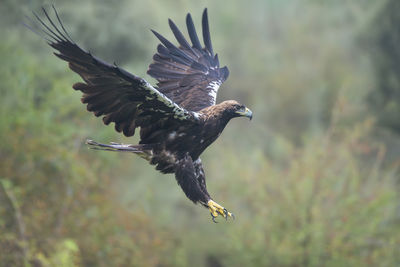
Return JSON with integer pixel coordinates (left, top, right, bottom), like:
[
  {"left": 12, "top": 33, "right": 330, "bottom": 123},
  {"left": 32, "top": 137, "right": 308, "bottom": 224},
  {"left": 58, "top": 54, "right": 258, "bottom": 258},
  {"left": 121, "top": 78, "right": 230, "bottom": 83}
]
[{"left": 207, "top": 200, "right": 234, "bottom": 222}]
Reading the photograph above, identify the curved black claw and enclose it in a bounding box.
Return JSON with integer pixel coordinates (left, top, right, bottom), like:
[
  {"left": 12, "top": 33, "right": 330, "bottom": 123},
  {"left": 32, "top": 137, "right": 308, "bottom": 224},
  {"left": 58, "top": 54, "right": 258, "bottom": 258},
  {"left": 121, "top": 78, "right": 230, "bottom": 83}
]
[
  {"left": 211, "top": 213, "right": 218, "bottom": 223},
  {"left": 207, "top": 200, "right": 234, "bottom": 222}
]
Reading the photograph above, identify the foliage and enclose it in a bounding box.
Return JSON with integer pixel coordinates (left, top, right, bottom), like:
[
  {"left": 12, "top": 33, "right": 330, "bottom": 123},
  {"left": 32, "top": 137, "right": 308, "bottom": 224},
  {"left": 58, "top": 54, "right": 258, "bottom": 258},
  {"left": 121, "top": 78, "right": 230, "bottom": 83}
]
[
  {"left": 1, "top": 0, "right": 399, "bottom": 266},
  {"left": 213, "top": 117, "right": 399, "bottom": 266},
  {"left": 364, "top": 0, "right": 400, "bottom": 134}
]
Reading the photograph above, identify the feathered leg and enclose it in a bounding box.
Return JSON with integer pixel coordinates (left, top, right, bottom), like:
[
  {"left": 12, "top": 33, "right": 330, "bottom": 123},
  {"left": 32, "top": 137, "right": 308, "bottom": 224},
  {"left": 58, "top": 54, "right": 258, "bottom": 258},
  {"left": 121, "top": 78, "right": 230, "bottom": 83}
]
[
  {"left": 175, "top": 153, "right": 234, "bottom": 222},
  {"left": 175, "top": 153, "right": 210, "bottom": 205}
]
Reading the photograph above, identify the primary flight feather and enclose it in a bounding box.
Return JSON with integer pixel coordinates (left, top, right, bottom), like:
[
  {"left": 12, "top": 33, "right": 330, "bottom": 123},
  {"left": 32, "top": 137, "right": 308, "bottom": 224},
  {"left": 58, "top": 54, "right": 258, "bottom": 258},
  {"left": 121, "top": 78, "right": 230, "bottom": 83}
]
[{"left": 28, "top": 6, "right": 253, "bottom": 222}]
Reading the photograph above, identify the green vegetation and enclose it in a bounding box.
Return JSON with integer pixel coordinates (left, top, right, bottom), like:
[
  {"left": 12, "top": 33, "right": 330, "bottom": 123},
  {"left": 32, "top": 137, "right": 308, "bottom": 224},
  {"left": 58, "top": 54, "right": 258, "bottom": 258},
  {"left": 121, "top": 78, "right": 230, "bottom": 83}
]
[{"left": 1, "top": 0, "right": 399, "bottom": 266}]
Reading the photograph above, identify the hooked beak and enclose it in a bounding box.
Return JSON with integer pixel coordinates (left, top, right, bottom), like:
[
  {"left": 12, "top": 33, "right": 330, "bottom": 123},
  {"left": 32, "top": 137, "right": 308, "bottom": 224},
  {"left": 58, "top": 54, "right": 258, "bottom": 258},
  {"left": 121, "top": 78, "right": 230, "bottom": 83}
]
[{"left": 236, "top": 107, "right": 253, "bottom": 120}]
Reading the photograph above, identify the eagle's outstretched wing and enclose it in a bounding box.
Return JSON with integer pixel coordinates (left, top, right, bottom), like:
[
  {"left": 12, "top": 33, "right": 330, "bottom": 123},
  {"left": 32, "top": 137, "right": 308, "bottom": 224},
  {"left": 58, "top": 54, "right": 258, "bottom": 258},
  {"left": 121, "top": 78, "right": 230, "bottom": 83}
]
[
  {"left": 147, "top": 8, "right": 229, "bottom": 112},
  {"left": 28, "top": 7, "right": 198, "bottom": 137}
]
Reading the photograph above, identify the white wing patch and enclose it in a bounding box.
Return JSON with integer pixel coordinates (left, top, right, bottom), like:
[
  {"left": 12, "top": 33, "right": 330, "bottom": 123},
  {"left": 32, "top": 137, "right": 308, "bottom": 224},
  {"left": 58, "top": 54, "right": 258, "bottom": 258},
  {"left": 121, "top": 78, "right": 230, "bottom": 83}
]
[
  {"left": 142, "top": 80, "right": 200, "bottom": 121},
  {"left": 206, "top": 80, "right": 221, "bottom": 105},
  {"left": 168, "top": 131, "right": 177, "bottom": 140}
]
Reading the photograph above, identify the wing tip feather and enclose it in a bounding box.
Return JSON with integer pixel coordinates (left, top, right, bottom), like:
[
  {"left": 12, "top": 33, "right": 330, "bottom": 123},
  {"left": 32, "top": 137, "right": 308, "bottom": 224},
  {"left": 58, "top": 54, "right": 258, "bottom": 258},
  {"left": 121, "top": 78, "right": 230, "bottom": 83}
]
[{"left": 201, "top": 7, "right": 213, "bottom": 56}]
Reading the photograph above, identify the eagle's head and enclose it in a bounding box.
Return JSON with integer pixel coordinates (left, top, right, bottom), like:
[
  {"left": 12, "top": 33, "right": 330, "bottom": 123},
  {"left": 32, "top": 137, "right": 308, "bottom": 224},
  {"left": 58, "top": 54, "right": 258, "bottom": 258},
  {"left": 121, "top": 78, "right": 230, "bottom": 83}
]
[{"left": 219, "top": 100, "right": 253, "bottom": 121}]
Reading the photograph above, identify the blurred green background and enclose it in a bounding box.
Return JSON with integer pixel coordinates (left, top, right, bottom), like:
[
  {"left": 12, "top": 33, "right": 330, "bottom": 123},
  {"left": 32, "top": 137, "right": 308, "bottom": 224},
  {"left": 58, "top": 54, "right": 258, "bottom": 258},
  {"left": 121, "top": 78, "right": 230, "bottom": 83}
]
[{"left": 1, "top": 0, "right": 399, "bottom": 266}]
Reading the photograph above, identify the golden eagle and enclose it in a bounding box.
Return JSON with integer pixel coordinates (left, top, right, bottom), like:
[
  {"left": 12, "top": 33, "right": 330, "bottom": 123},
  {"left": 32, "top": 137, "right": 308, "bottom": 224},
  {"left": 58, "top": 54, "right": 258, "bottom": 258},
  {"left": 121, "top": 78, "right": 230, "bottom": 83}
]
[{"left": 28, "top": 6, "right": 252, "bottom": 222}]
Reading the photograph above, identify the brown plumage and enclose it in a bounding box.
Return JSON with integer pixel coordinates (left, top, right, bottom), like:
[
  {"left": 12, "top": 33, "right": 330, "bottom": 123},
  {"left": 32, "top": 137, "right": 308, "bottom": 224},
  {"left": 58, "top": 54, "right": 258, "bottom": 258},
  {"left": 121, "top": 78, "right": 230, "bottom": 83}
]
[{"left": 28, "top": 6, "right": 252, "bottom": 222}]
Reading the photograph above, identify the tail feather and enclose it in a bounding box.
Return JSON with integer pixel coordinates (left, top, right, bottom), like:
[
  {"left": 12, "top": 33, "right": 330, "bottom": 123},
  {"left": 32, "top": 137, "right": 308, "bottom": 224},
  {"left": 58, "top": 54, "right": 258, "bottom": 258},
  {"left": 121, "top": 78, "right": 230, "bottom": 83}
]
[{"left": 86, "top": 139, "right": 153, "bottom": 157}]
